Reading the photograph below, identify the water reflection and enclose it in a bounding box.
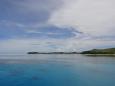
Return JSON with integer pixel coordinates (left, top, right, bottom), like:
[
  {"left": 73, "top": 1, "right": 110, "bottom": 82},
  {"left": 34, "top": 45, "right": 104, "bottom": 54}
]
[{"left": 0, "top": 54, "right": 115, "bottom": 86}]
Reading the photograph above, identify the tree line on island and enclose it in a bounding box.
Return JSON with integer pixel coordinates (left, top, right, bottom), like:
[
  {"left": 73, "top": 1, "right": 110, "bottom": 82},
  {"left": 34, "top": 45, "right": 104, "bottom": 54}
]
[
  {"left": 27, "top": 48, "right": 115, "bottom": 54},
  {"left": 27, "top": 52, "right": 78, "bottom": 54},
  {"left": 81, "top": 48, "right": 115, "bottom": 54}
]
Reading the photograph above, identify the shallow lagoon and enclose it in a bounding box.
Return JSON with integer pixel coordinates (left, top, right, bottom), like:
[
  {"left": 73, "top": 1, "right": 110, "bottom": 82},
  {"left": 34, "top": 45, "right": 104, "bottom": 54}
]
[{"left": 0, "top": 54, "right": 115, "bottom": 86}]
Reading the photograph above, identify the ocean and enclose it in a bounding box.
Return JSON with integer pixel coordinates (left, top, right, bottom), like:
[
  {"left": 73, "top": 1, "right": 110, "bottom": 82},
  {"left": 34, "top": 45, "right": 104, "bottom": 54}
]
[{"left": 0, "top": 54, "right": 115, "bottom": 86}]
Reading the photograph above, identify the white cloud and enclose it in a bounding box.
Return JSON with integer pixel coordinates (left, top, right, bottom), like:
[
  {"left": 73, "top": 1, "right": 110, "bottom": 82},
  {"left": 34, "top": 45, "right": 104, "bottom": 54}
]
[
  {"left": 0, "top": 38, "right": 115, "bottom": 53},
  {"left": 49, "top": 0, "right": 115, "bottom": 37},
  {"left": 0, "top": 0, "right": 115, "bottom": 53}
]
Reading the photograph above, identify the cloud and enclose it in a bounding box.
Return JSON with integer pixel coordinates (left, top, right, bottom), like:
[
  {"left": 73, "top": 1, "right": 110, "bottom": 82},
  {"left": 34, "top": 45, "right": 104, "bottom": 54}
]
[
  {"left": 0, "top": 21, "right": 79, "bottom": 39},
  {"left": 49, "top": 0, "right": 115, "bottom": 37},
  {"left": 12, "top": 0, "right": 62, "bottom": 12},
  {"left": 0, "top": 0, "right": 63, "bottom": 24},
  {"left": 0, "top": 38, "right": 115, "bottom": 53},
  {"left": 0, "top": 20, "right": 26, "bottom": 28},
  {"left": 25, "top": 25, "right": 81, "bottom": 39},
  {"left": 0, "top": 0, "right": 115, "bottom": 53}
]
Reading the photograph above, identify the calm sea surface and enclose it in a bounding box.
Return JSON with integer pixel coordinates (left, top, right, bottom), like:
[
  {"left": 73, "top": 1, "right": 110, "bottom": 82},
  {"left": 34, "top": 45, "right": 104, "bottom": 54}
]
[{"left": 0, "top": 54, "right": 115, "bottom": 86}]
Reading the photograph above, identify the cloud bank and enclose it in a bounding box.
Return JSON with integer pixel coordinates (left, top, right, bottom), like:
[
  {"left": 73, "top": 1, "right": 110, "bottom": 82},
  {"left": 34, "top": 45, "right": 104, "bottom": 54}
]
[
  {"left": 0, "top": 0, "right": 115, "bottom": 52},
  {"left": 49, "top": 0, "right": 115, "bottom": 37}
]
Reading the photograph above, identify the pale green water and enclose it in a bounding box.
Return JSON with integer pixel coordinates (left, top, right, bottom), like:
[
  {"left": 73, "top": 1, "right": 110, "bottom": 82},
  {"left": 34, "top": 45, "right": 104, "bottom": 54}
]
[{"left": 0, "top": 54, "right": 115, "bottom": 86}]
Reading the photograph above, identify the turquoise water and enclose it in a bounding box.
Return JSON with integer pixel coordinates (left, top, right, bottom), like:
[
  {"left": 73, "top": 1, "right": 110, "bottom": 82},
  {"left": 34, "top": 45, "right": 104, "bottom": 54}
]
[{"left": 0, "top": 54, "right": 115, "bottom": 86}]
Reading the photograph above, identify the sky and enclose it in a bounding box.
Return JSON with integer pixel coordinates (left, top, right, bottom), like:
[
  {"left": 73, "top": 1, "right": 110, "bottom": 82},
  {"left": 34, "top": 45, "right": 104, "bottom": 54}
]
[{"left": 0, "top": 0, "right": 115, "bottom": 53}]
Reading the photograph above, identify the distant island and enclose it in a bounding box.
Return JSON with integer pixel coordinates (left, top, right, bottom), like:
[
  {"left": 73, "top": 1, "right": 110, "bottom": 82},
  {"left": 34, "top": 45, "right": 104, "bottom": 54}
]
[
  {"left": 81, "top": 48, "right": 115, "bottom": 55},
  {"left": 27, "top": 52, "right": 78, "bottom": 54},
  {"left": 27, "top": 48, "right": 115, "bottom": 55}
]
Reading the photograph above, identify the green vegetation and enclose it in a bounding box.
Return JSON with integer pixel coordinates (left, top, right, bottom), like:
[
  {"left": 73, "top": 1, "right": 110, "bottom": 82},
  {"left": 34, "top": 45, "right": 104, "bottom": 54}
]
[
  {"left": 27, "top": 48, "right": 115, "bottom": 55},
  {"left": 27, "top": 52, "right": 78, "bottom": 54},
  {"left": 81, "top": 48, "right": 115, "bottom": 54}
]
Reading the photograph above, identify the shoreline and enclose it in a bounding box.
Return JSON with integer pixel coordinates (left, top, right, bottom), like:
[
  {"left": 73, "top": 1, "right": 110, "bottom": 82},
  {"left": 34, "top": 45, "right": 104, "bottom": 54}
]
[{"left": 82, "top": 54, "right": 115, "bottom": 56}]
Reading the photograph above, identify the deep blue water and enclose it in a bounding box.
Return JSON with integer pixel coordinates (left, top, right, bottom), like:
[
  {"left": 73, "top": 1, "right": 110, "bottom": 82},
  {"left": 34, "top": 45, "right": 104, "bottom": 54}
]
[{"left": 0, "top": 54, "right": 115, "bottom": 86}]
